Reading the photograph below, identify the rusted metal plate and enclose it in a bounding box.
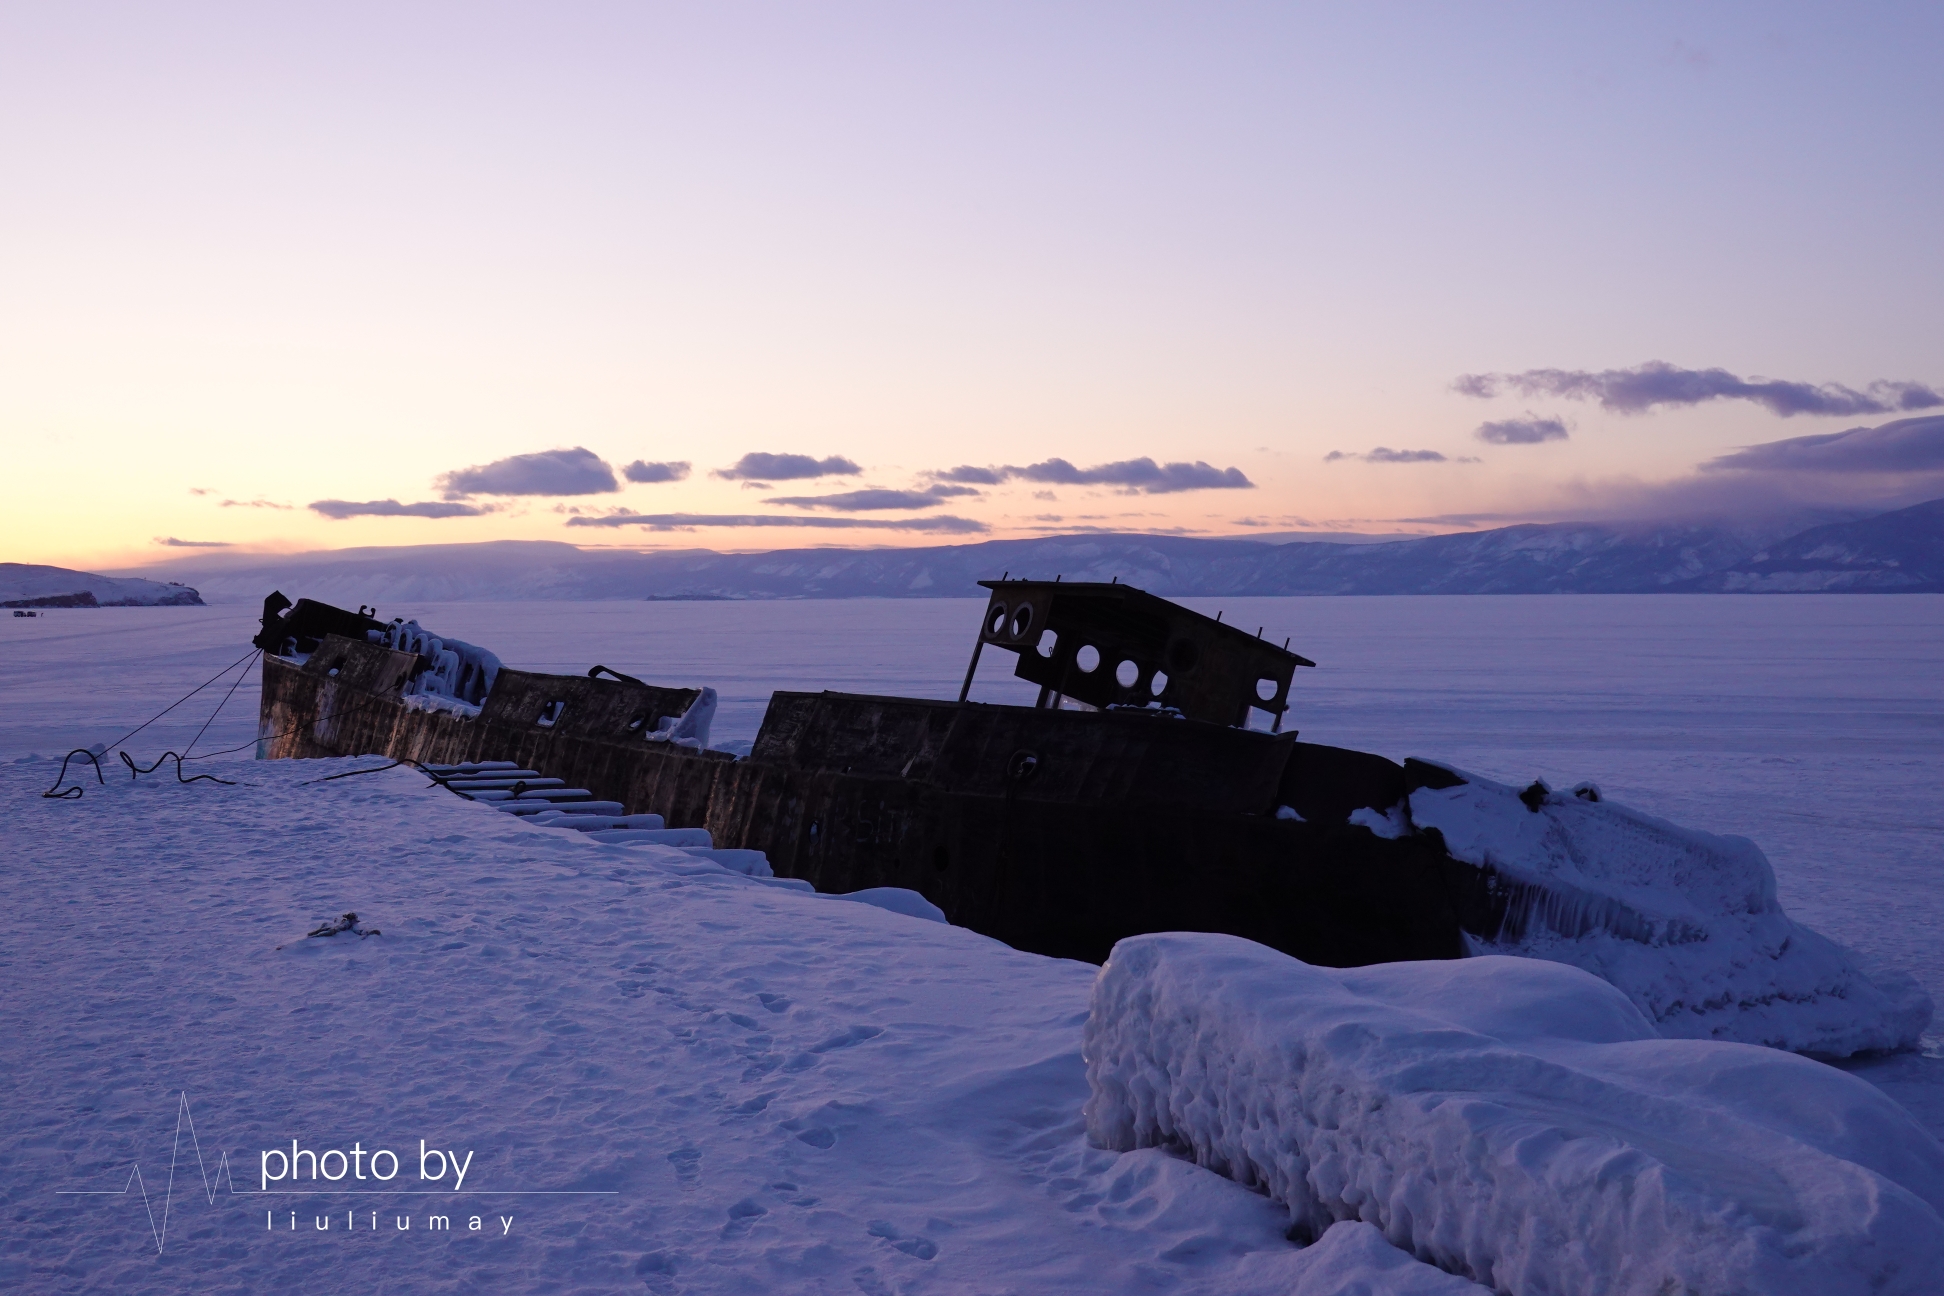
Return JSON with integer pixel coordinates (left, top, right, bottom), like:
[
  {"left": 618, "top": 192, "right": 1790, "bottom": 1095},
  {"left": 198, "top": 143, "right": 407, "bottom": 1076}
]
[
  {"left": 750, "top": 691, "right": 1294, "bottom": 814},
  {"left": 705, "top": 762, "right": 1464, "bottom": 967},
  {"left": 973, "top": 579, "right": 1313, "bottom": 726},
  {"left": 478, "top": 668, "right": 698, "bottom": 741}
]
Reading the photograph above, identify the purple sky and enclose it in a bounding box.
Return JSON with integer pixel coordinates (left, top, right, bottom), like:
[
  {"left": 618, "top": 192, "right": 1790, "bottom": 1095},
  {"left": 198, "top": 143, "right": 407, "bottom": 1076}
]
[{"left": 3, "top": 3, "right": 1940, "bottom": 565}]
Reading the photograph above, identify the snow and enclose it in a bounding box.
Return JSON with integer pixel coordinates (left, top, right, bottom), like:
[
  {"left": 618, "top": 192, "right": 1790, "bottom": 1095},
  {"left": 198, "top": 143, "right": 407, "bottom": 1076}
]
[
  {"left": 830, "top": 888, "right": 950, "bottom": 924},
  {"left": 1084, "top": 933, "right": 1944, "bottom": 1295},
  {"left": 378, "top": 618, "right": 501, "bottom": 707},
  {"left": 0, "top": 561, "right": 202, "bottom": 607},
  {"left": 646, "top": 685, "right": 717, "bottom": 751},
  {"left": 4, "top": 593, "right": 1942, "bottom": 1291},
  {"left": 2, "top": 757, "right": 1459, "bottom": 1293},
  {"left": 1409, "top": 764, "right": 1932, "bottom": 1055}
]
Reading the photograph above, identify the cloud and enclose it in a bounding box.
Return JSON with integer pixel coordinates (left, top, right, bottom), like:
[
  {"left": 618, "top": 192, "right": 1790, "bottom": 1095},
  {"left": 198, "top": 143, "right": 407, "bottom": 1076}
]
[
  {"left": 436, "top": 447, "right": 619, "bottom": 498},
  {"left": 187, "top": 487, "right": 212, "bottom": 496},
  {"left": 566, "top": 512, "right": 987, "bottom": 534},
  {"left": 1476, "top": 414, "right": 1570, "bottom": 445},
  {"left": 712, "top": 453, "right": 862, "bottom": 482},
  {"left": 929, "top": 458, "right": 1252, "bottom": 494},
  {"left": 622, "top": 460, "right": 692, "bottom": 484},
  {"left": 1420, "top": 415, "right": 1944, "bottom": 526},
  {"left": 219, "top": 497, "right": 293, "bottom": 509},
  {"left": 1021, "top": 523, "right": 1202, "bottom": 535},
  {"left": 152, "top": 536, "right": 234, "bottom": 547},
  {"left": 1700, "top": 415, "right": 1944, "bottom": 474},
  {"left": 309, "top": 499, "right": 490, "bottom": 519},
  {"left": 763, "top": 485, "right": 979, "bottom": 511},
  {"left": 1325, "top": 447, "right": 1472, "bottom": 464},
  {"left": 1455, "top": 361, "right": 1942, "bottom": 418},
  {"left": 933, "top": 465, "right": 1007, "bottom": 485}
]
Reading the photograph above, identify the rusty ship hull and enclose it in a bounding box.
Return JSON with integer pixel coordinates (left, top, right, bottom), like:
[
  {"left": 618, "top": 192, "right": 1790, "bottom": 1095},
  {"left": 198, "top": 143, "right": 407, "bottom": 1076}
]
[{"left": 255, "top": 586, "right": 1508, "bottom": 967}]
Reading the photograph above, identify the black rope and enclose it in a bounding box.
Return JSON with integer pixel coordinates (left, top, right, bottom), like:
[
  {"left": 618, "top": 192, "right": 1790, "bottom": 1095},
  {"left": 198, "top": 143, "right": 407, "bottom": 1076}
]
[
  {"left": 117, "top": 750, "right": 237, "bottom": 788},
  {"left": 41, "top": 651, "right": 414, "bottom": 798},
  {"left": 183, "top": 650, "right": 261, "bottom": 758},
  {"left": 41, "top": 749, "right": 106, "bottom": 799},
  {"left": 99, "top": 646, "right": 261, "bottom": 754},
  {"left": 183, "top": 687, "right": 391, "bottom": 762},
  {"left": 297, "top": 760, "right": 407, "bottom": 786},
  {"left": 40, "top": 647, "right": 263, "bottom": 799}
]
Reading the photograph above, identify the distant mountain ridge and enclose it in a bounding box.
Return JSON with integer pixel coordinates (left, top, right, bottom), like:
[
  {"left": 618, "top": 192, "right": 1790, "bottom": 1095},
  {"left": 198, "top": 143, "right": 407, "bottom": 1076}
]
[
  {"left": 110, "top": 499, "right": 1944, "bottom": 604},
  {"left": 1677, "top": 498, "right": 1944, "bottom": 592},
  {"left": 0, "top": 563, "right": 204, "bottom": 607}
]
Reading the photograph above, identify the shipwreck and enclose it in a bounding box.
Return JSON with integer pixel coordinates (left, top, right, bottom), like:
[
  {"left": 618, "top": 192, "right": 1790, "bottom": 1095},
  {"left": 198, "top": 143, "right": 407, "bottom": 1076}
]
[
  {"left": 247, "top": 578, "right": 1933, "bottom": 1057},
  {"left": 256, "top": 581, "right": 1502, "bottom": 967}
]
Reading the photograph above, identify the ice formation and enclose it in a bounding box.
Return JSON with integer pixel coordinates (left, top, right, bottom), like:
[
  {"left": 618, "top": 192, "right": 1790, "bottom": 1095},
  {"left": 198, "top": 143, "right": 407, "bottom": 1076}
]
[
  {"left": 1408, "top": 763, "right": 1932, "bottom": 1055},
  {"left": 646, "top": 684, "right": 717, "bottom": 750},
  {"left": 377, "top": 618, "right": 502, "bottom": 707},
  {"left": 1085, "top": 932, "right": 1944, "bottom": 1296}
]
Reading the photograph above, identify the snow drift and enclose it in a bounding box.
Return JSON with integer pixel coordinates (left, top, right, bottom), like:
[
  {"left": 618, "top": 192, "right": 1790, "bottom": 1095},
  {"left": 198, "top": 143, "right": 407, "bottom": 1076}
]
[
  {"left": 1084, "top": 933, "right": 1944, "bottom": 1296},
  {"left": 1408, "top": 763, "right": 1932, "bottom": 1055}
]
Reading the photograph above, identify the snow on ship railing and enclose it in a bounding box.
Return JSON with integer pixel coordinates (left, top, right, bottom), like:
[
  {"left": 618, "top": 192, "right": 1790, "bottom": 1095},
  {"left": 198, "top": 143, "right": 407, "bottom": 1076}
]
[{"left": 376, "top": 618, "right": 501, "bottom": 712}]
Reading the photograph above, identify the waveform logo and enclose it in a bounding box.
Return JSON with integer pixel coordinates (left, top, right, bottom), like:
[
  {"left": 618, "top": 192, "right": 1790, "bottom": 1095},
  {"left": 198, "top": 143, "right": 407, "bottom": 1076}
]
[{"left": 57, "top": 1091, "right": 241, "bottom": 1255}]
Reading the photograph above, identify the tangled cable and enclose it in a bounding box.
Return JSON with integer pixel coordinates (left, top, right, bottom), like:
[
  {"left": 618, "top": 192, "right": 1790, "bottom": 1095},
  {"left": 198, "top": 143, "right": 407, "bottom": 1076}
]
[
  {"left": 41, "top": 649, "right": 263, "bottom": 798},
  {"left": 37, "top": 644, "right": 431, "bottom": 800},
  {"left": 117, "top": 749, "right": 238, "bottom": 788}
]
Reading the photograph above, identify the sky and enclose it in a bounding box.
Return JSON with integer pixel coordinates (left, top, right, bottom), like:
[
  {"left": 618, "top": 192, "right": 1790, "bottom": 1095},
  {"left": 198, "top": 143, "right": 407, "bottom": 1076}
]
[{"left": 3, "top": 2, "right": 1941, "bottom": 571}]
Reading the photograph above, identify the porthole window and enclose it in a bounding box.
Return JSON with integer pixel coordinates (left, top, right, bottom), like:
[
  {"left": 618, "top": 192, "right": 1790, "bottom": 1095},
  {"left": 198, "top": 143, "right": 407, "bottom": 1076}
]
[
  {"left": 1009, "top": 605, "right": 1033, "bottom": 639},
  {"left": 1256, "top": 677, "right": 1279, "bottom": 702},
  {"left": 987, "top": 604, "right": 1010, "bottom": 636},
  {"left": 1150, "top": 670, "right": 1169, "bottom": 696},
  {"left": 1115, "top": 659, "right": 1140, "bottom": 688},
  {"left": 1036, "top": 628, "right": 1058, "bottom": 658},
  {"left": 1075, "top": 644, "right": 1100, "bottom": 674}
]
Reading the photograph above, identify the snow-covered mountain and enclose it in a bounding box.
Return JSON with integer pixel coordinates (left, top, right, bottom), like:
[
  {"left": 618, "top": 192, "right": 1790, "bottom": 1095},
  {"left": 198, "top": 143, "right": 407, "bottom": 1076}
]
[
  {"left": 0, "top": 562, "right": 204, "bottom": 607},
  {"left": 1679, "top": 498, "right": 1944, "bottom": 592},
  {"left": 113, "top": 500, "right": 1940, "bottom": 603}
]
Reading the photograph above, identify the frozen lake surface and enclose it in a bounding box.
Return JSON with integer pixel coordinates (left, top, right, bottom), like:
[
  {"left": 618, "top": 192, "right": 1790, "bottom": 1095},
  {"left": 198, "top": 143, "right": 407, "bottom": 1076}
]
[
  {"left": 6, "top": 595, "right": 1939, "bottom": 988},
  {"left": 5, "top": 596, "right": 1941, "bottom": 1104},
  {"left": 4, "top": 594, "right": 1941, "bottom": 1290}
]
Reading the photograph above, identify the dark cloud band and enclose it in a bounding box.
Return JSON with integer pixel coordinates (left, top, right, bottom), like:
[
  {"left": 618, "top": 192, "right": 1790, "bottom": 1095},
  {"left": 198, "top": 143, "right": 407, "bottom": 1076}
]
[
  {"left": 566, "top": 512, "right": 987, "bottom": 534},
  {"left": 153, "top": 537, "right": 235, "bottom": 547},
  {"left": 1702, "top": 415, "right": 1944, "bottom": 474},
  {"left": 310, "top": 499, "right": 489, "bottom": 519},
  {"left": 1476, "top": 415, "right": 1569, "bottom": 445},
  {"left": 930, "top": 457, "right": 1252, "bottom": 494},
  {"left": 1325, "top": 448, "right": 1468, "bottom": 464},
  {"left": 763, "top": 485, "right": 977, "bottom": 511},
  {"left": 622, "top": 460, "right": 692, "bottom": 484},
  {"left": 1456, "top": 362, "right": 1942, "bottom": 418},
  {"left": 437, "top": 447, "right": 619, "bottom": 499},
  {"left": 712, "top": 453, "right": 862, "bottom": 482}
]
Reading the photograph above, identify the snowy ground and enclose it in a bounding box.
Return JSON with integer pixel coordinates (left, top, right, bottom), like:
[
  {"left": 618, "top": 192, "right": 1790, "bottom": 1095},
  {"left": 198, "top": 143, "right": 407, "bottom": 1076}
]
[
  {"left": 3, "top": 595, "right": 1940, "bottom": 1291},
  {"left": 0, "top": 758, "right": 1484, "bottom": 1294}
]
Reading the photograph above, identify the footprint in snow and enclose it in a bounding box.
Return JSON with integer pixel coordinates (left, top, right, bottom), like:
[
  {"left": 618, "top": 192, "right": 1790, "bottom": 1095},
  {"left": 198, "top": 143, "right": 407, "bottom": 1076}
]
[
  {"left": 866, "top": 1219, "right": 938, "bottom": 1260},
  {"left": 809, "top": 1025, "right": 883, "bottom": 1054},
  {"left": 757, "top": 993, "right": 791, "bottom": 1013},
  {"left": 720, "top": 1197, "right": 767, "bottom": 1239},
  {"left": 667, "top": 1145, "right": 701, "bottom": 1189}
]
